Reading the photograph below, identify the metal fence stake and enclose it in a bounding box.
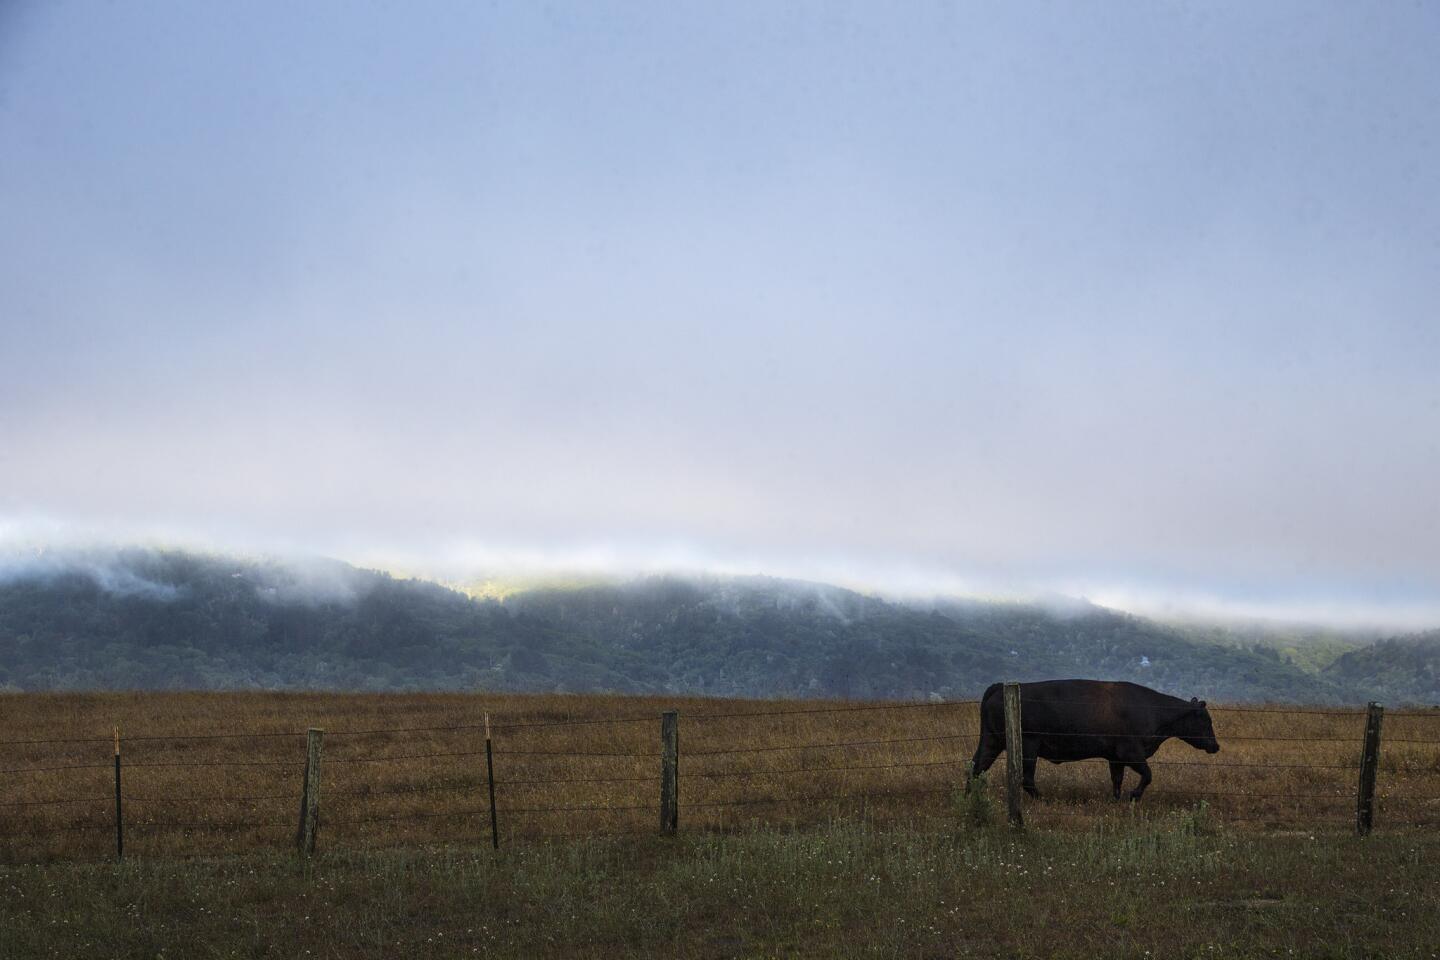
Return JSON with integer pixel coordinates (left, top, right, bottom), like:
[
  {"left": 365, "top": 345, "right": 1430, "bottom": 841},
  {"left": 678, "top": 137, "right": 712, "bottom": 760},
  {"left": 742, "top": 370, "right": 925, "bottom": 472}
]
[
  {"left": 660, "top": 711, "right": 679, "bottom": 834},
  {"left": 486, "top": 713, "right": 499, "bottom": 850},
  {"left": 113, "top": 726, "right": 123, "bottom": 860}
]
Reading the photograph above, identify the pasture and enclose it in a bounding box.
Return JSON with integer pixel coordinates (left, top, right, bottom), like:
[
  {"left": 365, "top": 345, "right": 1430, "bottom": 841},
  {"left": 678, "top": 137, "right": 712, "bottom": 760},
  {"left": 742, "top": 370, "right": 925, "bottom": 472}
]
[{"left": 2, "top": 691, "right": 1440, "bottom": 957}]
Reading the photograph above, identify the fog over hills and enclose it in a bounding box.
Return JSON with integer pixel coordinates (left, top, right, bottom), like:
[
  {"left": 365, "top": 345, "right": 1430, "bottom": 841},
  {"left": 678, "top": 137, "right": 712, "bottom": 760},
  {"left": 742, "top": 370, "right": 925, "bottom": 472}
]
[{"left": 1, "top": 548, "right": 1434, "bottom": 704}]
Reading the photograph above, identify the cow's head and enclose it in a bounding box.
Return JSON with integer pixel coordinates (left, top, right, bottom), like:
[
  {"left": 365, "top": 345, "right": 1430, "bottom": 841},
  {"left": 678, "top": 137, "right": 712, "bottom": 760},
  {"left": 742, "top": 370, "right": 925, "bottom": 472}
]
[{"left": 1175, "top": 697, "right": 1220, "bottom": 754}]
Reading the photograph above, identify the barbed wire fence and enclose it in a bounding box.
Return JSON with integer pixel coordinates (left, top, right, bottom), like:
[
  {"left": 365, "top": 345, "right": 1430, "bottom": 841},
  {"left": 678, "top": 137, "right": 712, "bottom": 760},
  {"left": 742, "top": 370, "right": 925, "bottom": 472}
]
[{"left": 3, "top": 689, "right": 1440, "bottom": 861}]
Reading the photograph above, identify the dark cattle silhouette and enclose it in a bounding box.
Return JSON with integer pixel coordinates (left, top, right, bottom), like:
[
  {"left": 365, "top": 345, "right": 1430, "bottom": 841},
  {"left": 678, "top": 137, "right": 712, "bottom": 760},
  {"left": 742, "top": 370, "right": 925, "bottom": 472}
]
[{"left": 969, "top": 679, "right": 1220, "bottom": 800}]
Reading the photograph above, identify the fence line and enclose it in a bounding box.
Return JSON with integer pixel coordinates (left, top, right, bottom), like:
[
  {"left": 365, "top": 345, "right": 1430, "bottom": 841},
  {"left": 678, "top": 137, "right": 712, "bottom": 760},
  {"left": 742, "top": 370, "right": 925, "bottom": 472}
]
[
  {"left": 7, "top": 697, "right": 1420, "bottom": 749},
  {"left": 5, "top": 693, "right": 1440, "bottom": 861}
]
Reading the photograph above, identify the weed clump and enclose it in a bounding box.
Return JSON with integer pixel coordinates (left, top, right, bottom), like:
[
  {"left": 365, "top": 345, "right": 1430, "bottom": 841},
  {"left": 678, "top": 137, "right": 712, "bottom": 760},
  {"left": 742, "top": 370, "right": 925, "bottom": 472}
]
[{"left": 951, "top": 765, "right": 994, "bottom": 834}]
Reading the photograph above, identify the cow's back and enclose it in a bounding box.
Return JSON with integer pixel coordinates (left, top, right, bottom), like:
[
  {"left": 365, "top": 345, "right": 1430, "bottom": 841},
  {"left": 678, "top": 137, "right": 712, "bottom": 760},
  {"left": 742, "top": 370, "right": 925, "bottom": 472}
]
[{"left": 983, "top": 679, "right": 1187, "bottom": 761}]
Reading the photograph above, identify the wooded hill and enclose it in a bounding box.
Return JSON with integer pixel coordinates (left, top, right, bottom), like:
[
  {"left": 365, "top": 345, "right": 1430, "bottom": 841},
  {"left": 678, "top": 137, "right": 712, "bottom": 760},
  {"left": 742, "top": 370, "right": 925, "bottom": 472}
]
[{"left": 0, "top": 549, "right": 1434, "bottom": 703}]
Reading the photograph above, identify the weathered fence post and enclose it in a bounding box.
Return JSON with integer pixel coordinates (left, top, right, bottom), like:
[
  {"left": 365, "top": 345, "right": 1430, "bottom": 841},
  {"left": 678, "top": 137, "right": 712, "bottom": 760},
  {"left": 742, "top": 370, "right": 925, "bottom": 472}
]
[
  {"left": 485, "top": 713, "right": 499, "bottom": 850},
  {"left": 295, "top": 727, "right": 324, "bottom": 857},
  {"left": 113, "top": 726, "right": 123, "bottom": 860},
  {"left": 1003, "top": 681, "right": 1024, "bottom": 829},
  {"left": 660, "top": 710, "right": 679, "bottom": 834},
  {"left": 1356, "top": 701, "right": 1384, "bottom": 836}
]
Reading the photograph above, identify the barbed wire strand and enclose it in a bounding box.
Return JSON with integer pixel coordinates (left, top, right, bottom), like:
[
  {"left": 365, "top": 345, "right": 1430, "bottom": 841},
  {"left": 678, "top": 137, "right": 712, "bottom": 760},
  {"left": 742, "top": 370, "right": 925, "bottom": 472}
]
[
  {"left": 328, "top": 781, "right": 485, "bottom": 799},
  {"left": 123, "top": 793, "right": 296, "bottom": 803},
  {"left": 688, "top": 785, "right": 952, "bottom": 809},
  {"left": 0, "top": 730, "right": 305, "bottom": 747},
  {"left": 982, "top": 695, "right": 1365, "bottom": 718},
  {"left": 131, "top": 820, "right": 291, "bottom": 831},
  {"left": 687, "top": 758, "right": 966, "bottom": 780},
  {"left": 126, "top": 759, "right": 298, "bottom": 769},
  {"left": 1143, "top": 789, "right": 1351, "bottom": 800},
  {"left": 323, "top": 808, "right": 487, "bottom": 826},
  {"left": 988, "top": 729, "right": 1361, "bottom": 743},
  {"left": 497, "top": 772, "right": 655, "bottom": 786},
  {"left": 507, "top": 802, "right": 651, "bottom": 814},
  {"left": 0, "top": 762, "right": 111, "bottom": 775},
  {"left": 689, "top": 733, "right": 972, "bottom": 757},
  {"left": 497, "top": 747, "right": 654, "bottom": 758},
  {"left": 0, "top": 823, "right": 112, "bottom": 835},
  {"left": 326, "top": 750, "right": 488, "bottom": 765},
  {"left": 689, "top": 700, "right": 980, "bottom": 721}
]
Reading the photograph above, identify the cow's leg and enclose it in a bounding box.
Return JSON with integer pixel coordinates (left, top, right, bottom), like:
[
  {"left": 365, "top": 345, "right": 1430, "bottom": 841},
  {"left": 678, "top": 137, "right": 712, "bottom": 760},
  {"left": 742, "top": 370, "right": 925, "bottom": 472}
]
[
  {"left": 1108, "top": 760, "right": 1126, "bottom": 800},
  {"left": 1126, "top": 761, "right": 1153, "bottom": 801},
  {"left": 1022, "top": 750, "right": 1040, "bottom": 798},
  {"left": 967, "top": 733, "right": 1003, "bottom": 793}
]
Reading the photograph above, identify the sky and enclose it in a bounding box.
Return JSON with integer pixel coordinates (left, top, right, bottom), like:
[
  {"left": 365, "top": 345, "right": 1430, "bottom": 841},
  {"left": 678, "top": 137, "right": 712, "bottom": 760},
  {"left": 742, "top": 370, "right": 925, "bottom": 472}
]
[{"left": 1, "top": 2, "right": 1438, "bottom": 628}]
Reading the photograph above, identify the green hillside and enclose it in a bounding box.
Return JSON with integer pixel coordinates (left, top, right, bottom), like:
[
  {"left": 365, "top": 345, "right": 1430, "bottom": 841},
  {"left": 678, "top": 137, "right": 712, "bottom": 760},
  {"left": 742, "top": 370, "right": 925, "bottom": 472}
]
[
  {"left": 1321, "top": 629, "right": 1440, "bottom": 703},
  {"left": 0, "top": 549, "right": 1429, "bottom": 703}
]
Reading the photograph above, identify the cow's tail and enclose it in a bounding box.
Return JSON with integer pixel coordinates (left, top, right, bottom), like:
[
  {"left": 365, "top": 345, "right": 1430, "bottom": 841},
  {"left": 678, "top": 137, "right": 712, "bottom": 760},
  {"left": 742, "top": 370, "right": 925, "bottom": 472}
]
[
  {"left": 980, "top": 681, "right": 1003, "bottom": 710},
  {"left": 977, "top": 682, "right": 1005, "bottom": 737},
  {"left": 968, "top": 682, "right": 1007, "bottom": 786}
]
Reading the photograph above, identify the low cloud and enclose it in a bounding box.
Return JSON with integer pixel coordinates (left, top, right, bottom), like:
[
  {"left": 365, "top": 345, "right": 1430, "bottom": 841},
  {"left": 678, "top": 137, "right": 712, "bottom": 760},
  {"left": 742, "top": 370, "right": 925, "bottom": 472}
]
[
  {"left": 0, "top": 545, "right": 183, "bottom": 602},
  {"left": 0, "top": 520, "right": 1435, "bottom": 634}
]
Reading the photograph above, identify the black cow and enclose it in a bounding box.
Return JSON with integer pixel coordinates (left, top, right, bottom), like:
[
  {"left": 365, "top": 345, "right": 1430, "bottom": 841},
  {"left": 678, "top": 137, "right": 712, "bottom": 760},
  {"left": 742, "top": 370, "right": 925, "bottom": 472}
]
[{"left": 969, "top": 679, "right": 1220, "bottom": 800}]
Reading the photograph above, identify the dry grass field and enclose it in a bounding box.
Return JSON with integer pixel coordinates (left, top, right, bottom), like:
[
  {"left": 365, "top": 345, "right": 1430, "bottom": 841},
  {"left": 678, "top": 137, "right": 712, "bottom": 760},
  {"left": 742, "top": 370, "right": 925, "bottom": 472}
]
[
  {"left": 4, "top": 692, "right": 1440, "bottom": 958},
  {"left": 3, "top": 691, "right": 1440, "bottom": 861}
]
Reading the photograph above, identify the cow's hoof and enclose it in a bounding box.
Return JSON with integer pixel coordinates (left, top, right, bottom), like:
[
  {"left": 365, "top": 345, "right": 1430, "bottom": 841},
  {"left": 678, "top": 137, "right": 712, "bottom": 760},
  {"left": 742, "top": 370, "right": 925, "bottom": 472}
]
[{"left": 1127, "top": 791, "right": 1144, "bottom": 802}]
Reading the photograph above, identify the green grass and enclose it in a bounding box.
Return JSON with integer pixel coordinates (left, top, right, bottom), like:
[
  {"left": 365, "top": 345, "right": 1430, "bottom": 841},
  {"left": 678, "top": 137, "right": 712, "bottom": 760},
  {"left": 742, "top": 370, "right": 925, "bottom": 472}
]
[{"left": 3, "top": 815, "right": 1438, "bottom": 959}]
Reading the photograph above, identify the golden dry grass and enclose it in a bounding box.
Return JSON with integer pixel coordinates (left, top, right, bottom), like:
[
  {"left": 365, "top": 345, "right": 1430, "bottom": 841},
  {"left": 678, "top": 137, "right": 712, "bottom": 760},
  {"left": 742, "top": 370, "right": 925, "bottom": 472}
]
[{"left": 3, "top": 691, "right": 1439, "bottom": 862}]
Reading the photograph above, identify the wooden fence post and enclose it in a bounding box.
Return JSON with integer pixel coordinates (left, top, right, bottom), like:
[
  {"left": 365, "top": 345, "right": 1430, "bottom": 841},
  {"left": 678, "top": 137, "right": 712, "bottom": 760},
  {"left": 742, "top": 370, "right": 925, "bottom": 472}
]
[
  {"left": 1356, "top": 701, "right": 1384, "bottom": 836},
  {"left": 296, "top": 728, "right": 324, "bottom": 857},
  {"left": 485, "top": 713, "right": 499, "bottom": 850},
  {"left": 660, "top": 710, "right": 679, "bottom": 834},
  {"left": 113, "top": 726, "right": 123, "bottom": 860},
  {"left": 1003, "top": 681, "right": 1024, "bottom": 829}
]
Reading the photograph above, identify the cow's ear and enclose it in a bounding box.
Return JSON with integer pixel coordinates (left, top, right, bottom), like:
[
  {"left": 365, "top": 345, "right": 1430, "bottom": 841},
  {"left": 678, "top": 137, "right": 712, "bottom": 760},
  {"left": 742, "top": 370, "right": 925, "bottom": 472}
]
[
  {"left": 1199, "top": 700, "right": 1207, "bottom": 709},
  {"left": 1190, "top": 696, "right": 1199, "bottom": 704}
]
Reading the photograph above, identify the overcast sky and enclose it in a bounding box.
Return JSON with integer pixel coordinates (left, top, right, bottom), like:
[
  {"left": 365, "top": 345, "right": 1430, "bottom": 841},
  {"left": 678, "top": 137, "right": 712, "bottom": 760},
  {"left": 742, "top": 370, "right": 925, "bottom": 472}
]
[{"left": 1, "top": 2, "right": 1438, "bottom": 627}]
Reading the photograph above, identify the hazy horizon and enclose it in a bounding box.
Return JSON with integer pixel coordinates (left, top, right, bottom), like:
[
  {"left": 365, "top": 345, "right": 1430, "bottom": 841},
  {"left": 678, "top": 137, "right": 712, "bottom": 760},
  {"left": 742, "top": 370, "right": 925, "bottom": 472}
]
[
  {"left": 0, "top": 526, "right": 1429, "bottom": 635},
  {"left": 2, "top": 3, "right": 1437, "bottom": 632}
]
